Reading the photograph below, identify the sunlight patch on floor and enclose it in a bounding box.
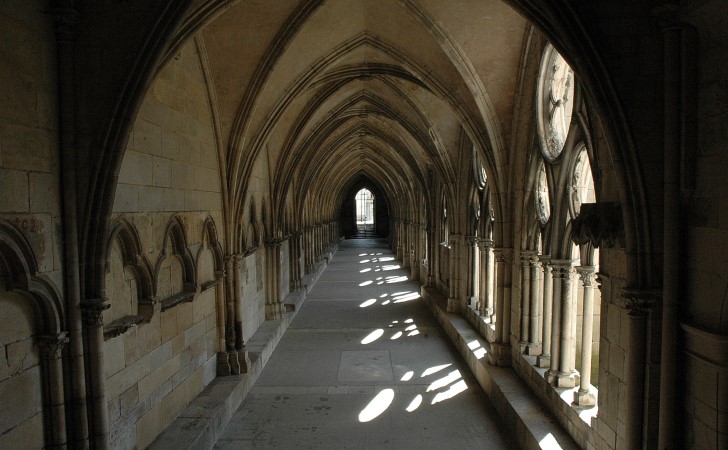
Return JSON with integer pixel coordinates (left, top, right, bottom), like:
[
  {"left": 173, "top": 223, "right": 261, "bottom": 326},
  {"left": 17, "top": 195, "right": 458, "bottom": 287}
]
[
  {"left": 421, "top": 363, "right": 452, "bottom": 378},
  {"left": 361, "top": 329, "right": 384, "bottom": 344},
  {"left": 358, "top": 389, "right": 394, "bottom": 422},
  {"left": 359, "top": 299, "right": 377, "bottom": 308},
  {"left": 426, "top": 370, "right": 461, "bottom": 392},
  {"left": 431, "top": 379, "right": 467, "bottom": 404},
  {"left": 406, "top": 394, "right": 423, "bottom": 412}
]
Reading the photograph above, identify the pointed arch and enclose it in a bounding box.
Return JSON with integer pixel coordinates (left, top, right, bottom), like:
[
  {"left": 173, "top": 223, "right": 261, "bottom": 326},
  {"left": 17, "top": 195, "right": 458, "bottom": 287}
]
[
  {"left": 0, "top": 219, "right": 64, "bottom": 336},
  {"left": 154, "top": 216, "right": 197, "bottom": 312}
]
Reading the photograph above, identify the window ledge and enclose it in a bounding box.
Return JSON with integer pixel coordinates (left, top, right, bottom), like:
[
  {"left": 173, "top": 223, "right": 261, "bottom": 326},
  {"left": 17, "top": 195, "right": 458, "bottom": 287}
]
[
  {"left": 104, "top": 314, "right": 144, "bottom": 340},
  {"left": 201, "top": 278, "right": 223, "bottom": 293},
  {"left": 160, "top": 291, "right": 196, "bottom": 312}
]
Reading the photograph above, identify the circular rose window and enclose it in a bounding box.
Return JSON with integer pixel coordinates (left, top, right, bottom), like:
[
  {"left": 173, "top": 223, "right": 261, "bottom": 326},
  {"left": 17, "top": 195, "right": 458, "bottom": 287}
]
[{"left": 536, "top": 45, "right": 574, "bottom": 162}]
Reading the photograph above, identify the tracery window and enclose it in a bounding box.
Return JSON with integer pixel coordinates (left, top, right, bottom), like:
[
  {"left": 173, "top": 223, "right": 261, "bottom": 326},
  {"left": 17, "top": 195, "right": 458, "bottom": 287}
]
[
  {"left": 537, "top": 44, "right": 575, "bottom": 162},
  {"left": 535, "top": 160, "right": 551, "bottom": 225}
]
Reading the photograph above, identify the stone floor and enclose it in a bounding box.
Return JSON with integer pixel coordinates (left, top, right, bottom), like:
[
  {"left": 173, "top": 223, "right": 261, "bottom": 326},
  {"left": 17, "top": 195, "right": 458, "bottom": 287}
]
[{"left": 214, "top": 238, "right": 515, "bottom": 449}]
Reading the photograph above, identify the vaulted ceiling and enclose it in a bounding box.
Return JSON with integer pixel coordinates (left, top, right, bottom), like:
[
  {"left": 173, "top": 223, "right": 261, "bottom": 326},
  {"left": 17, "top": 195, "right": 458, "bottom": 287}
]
[{"left": 197, "top": 0, "right": 528, "bottom": 226}]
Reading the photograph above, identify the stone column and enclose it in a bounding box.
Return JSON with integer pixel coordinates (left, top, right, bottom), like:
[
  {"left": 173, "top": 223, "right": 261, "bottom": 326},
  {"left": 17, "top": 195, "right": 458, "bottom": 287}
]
[
  {"left": 500, "top": 248, "right": 513, "bottom": 349},
  {"left": 556, "top": 260, "right": 577, "bottom": 387},
  {"left": 218, "top": 256, "right": 239, "bottom": 375},
  {"left": 227, "top": 255, "right": 249, "bottom": 374},
  {"left": 546, "top": 262, "right": 564, "bottom": 384},
  {"left": 574, "top": 266, "right": 597, "bottom": 405},
  {"left": 233, "top": 255, "right": 244, "bottom": 349},
  {"left": 537, "top": 257, "right": 553, "bottom": 368},
  {"left": 213, "top": 269, "right": 230, "bottom": 376},
  {"left": 80, "top": 300, "right": 111, "bottom": 449},
  {"left": 304, "top": 227, "right": 314, "bottom": 273},
  {"left": 289, "top": 232, "right": 302, "bottom": 291},
  {"left": 265, "top": 239, "right": 285, "bottom": 320},
  {"left": 426, "top": 226, "right": 435, "bottom": 286},
  {"left": 478, "top": 239, "right": 495, "bottom": 320},
  {"left": 316, "top": 223, "right": 321, "bottom": 258},
  {"left": 396, "top": 220, "right": 404, "bottom": 260},
  {"left": 622, "top": 288, "right": 656, "bottom": 449},
  {"left": 519, "top": 251, "right": 536, "bottom": 352},
  {"left": 402, "top": 221, "right": 411, "bottom": 268},
  {"left": 446, "top": 234, "right": 462, "bottom": 313},
  {"left": 410, "top": 224, "right": 420, "bottom": 280},
  {"left": 527, "top": 254, "right": 542, "bottom": 356},
  {"left": 488, "top": 248, "right": 512, "bottom": 366},
  {"left": 466, "top": 236, "right": 479, "bottom": 309},
  {"left": 38, "top": 333, "right": 70, "bottom": 449}
]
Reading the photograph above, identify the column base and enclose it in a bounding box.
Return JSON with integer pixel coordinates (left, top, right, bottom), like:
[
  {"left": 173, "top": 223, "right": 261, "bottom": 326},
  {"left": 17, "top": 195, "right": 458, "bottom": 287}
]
[
  {"left": 525, "top": 343, "right": 542, "bottom": 356},
  {"left": 216, "top": 351, "right": 233, "bottom": 376},
  {"left": 265, "top": 303, "right": 286, "bottom": 320},
  {"left": 556, "top": 371, "right": 579, "bottom": 388},
  {"left": 468, "top": 296, "right": 479, "bottom": 309},
  {"left": 229, "top": 350, "right": 251, "bottom": 375},
  {"left": 487, "top": 342, "right": 512, "bottom": 366},
  {"left": 446, "top": 298, "right": 461, "bottom": 313},
  {"left": 574, "top": 388, "right": 596, "bottom": 406},
  {"left": 545, "top": 369, "right": 557, "bottom": 384},
  {"left": 536, "top": 354, "right": 551, "bottom": 368}
]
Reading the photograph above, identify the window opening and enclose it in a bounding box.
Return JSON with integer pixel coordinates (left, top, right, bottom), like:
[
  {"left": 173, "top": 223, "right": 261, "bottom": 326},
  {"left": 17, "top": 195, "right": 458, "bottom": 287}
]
[{"left": 356, "top": 188, "right": 375, "bottom": 233}]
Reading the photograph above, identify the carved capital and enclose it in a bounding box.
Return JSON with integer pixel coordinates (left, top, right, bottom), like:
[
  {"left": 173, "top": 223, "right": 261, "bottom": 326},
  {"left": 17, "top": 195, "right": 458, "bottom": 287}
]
[
  {"left": 465, "top": 235, "right": 478, "bottom": 246},
  {"left": 521, "top": 250, "right": 537, "bottom": 265},
  {"left": 52, "top": 8, "right": 79, "bottom": 43},
  {"left": 550, "top": 259, "right": 575, "bottom": 278},
  {"left": 621, "top": 287, "right": 660, "bottom": 317},
  {"left": 576, "top": 266, "right": 597, "bottom": 287},
  {"left": 571, "top": 202, "right": 623, "bottom": 249},
  {"left": 81, "top": 300, "right": 110, "bottom": 326},
  {"left": 494, "top": 247, "right": 513, "bottom": 264},
  {"left": 651, "top": 2, "right": 679, "bottom": 27},
  {"left": 37, "top": 332, "right": 70, "bottom": 359},
  {"left": 478, "top": 238, "right": 494, "bottom": 249}
]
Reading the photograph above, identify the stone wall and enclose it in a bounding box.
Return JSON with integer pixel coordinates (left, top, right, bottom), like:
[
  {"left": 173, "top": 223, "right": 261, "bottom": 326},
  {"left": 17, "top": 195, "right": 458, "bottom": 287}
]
[
  {"left": 0, "top": 2, "right": 63, "bottom": 445},
  {"left": 0, "top": 292, "right": 43, "bottom": 448},
  {"left": 0, "top": 2, "right": 63, "bottom": 298},
  {"left": 103, "top": 39, "right": 224, "bottom": 448}
]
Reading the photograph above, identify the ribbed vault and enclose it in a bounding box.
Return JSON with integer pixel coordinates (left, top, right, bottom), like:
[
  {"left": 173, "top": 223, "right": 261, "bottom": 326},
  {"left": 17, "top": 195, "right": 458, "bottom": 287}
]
[{"left": 189, "top": 0, "right": 531, "bottom": 250}]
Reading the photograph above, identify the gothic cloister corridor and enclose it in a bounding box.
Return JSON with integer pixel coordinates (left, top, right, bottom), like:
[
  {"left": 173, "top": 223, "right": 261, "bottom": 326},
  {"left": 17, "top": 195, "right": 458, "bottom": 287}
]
[
  {"left": 213, "top": 238, "right": 512, "bottom": 449},
  {"left": 1, "top": 1, "right": 728, "bottom": 449}
]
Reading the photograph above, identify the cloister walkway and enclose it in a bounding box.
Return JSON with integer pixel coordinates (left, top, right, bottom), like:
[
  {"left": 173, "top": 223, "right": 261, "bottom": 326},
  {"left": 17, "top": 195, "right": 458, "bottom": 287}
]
[{"left": 214, "top": 238, "right": 514, "bottom": 449}]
